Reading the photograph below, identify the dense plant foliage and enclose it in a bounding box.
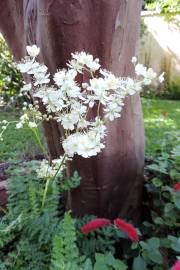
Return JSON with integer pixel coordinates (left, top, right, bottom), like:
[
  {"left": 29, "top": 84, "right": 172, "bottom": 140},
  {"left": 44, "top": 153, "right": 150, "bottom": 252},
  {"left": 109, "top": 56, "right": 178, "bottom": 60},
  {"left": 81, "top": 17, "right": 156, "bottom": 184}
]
[
  {"left": 0, "top": 36, "right": 22, "bottom": 105},
  {"left": 141, "top": 80, "right": 180, "bottom": 100},
  {"left": 144, "top": 0, "right": 180, "bottom": 13},
  {"left": 0, "top": 45, "right": 179, "bottom": 269},
  {"left": 0, "top": 130, "right": 179, "bottom": 269}
]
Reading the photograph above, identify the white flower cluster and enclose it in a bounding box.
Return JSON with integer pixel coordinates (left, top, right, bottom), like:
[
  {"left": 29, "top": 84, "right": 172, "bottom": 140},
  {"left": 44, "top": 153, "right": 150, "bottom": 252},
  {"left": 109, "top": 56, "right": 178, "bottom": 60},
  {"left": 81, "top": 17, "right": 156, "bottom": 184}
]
[
  {"left": 17, "top": 45, "right": 164, "bottom": 158},
  {"left": 16, "top": 102, "right": 42, "bottom": 129},
  {"left": 36, "top": 157, "right": 66, "bottom": 179}
]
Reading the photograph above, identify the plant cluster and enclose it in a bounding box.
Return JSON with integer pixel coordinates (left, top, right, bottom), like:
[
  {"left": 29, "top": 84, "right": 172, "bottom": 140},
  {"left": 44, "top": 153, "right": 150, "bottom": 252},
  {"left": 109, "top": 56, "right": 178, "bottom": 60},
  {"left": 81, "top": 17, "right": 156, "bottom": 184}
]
[{"left": 1, "top": 45, "right": 179, "bottom": 270}]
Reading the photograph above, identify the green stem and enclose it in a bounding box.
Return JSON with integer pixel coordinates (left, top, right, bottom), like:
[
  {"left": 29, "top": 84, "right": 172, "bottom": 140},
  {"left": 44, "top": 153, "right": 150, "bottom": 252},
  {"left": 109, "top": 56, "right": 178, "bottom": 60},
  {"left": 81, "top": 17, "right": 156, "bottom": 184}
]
[
  {"left": 52, "top": 154, "right": 67, "bottom": 182},
  {"left": 97, "top": 101, "right": 101, "bottom": 117},
  {"left": 41, "top": 178, "right": 51, "bottom": 209},
  {"left": 41, "top": 153, "right": 67, "bottom": 209},
  {"left": 31, "top": 127, "right": 48, "bottom": 159}
]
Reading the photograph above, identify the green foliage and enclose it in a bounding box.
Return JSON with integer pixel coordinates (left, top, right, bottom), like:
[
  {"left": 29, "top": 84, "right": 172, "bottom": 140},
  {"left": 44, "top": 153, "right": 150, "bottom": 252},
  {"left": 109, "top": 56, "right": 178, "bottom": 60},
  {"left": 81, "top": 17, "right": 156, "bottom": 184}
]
[
  {"left": 0, "top": 36, "right": 23, "bottom": 104},
  {"left": 0, "top": 111, "right": 42, "bottom": 162},
  {"left": 0, "top": 100, "right": 180, "bottom": 269},
  {"left": 51, "top": 212, "right": 80, "bottom": 270},
  {"left": 0, "top": 162, "right": 81, "bottom": 270},
  {"left": 132, "top": 256, "right": 147, "bottom": 270},
  {"left": 141, "top": 78, "right": 180, "bottom": 100},
  {"left": 76, "top": 215, "right": 119, "bottom": 258},
  {"left": 144, "top": 0, "right": 180, "bottom": 13},
  {"left": 142, "top": 98, "right": 180, "bottom": 156},
  {"left": 94, "top": 253, "right": 127, "bottom": 270},
  {"left": 141, "top": 130, "right": 180, "bottom": 268},
  {"left": 51, "top": 213, "right": 127, "bottom": 270}
]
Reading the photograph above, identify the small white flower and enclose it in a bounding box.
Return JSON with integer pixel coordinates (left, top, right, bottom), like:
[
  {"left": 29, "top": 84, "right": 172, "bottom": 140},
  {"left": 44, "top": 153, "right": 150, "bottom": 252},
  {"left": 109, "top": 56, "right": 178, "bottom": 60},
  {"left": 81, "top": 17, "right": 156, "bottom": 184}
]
[
  {"left": 63, "top": 130, "right": 104, "bottom": 158},
  {"left": 54, "top": 69, "right": 77, "bottom": 86},
  {"left": 60, "top": 112, "right": 80, "bottom": 130},
  {"left": 16, "top": 122, "right": 23, "bottom": 129},
  {"left": 159, "top": 72, "right": 165, "bottom": 83},
  {"left": 88, "top": 78, "right": 107, "bottom": 102},
  {"left": 131, "top": 57, "right": 137, "bottom": 64},
  {"left": 26, "top": 45, "right": 40, "bottom": 58},
  {"left": 34, "top": 72, "right": 50, "bottom": 85},
  {"left": 36, "top": 158, "right": 65, "bottom": 179},
  {"left": 104, "top": 101, "right": 122, "bottom": 121},
  {"left": 77, "top": 118, "right": 90, "bottom": 129},
  {"left": 17, "top": 61, "right": 35, "bottom": 73},
  {"left": 21, "top": 83, "right": 32, "bottom": 93},
  {"left": 125, "top": 78, "right": 142, "bottom": 95},
  {"left": 70, "top": 52, "right": 100, "bottom": 72},
  {"left": 146, "top": 68, "right": 157, "bottom": 80},
  {"left": 28, "top": 122, "right": 37, "bottom": 128},
  {"left": 135, "top": 64, "right": 147, "bottom": 77},
  {"left": 20, "top": 114, "right": 29, "bottom": 122}
]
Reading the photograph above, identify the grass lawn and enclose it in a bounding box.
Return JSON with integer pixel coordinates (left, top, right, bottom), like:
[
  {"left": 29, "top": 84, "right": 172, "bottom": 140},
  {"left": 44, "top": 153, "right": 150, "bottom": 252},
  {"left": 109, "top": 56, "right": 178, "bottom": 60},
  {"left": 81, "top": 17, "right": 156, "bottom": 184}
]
[
  {"left": 142, "top": 98, "right": 180, "bottom": 156},
  {"left": 0, "top": 110, "right": 42, "bottom": 162},
  {"left": 0, "top": 98, "right": 179, "bottom": 162}
]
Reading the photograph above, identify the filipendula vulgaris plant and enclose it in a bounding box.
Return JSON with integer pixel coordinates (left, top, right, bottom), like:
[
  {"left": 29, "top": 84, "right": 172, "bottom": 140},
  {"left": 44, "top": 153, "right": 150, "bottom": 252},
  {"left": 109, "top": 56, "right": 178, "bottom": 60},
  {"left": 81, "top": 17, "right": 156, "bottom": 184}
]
[
  {"left": 0, "top": 45, "right": 164, "bottom": 208},
  {"left": 0, "top": 45, "right": 164, "bottom": 269}
]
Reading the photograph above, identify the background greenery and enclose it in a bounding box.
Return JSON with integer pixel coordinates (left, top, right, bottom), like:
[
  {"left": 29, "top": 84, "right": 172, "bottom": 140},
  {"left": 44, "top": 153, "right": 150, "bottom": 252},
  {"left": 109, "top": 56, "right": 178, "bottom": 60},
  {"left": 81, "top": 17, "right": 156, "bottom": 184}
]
[
  {"left": 0, "top": 111, "right": 42, "bottom": 162},
  {"left": 0, "top": 35, "right": 22, "bottom": 104},
  {"left": 1, "top": 98, "right": 179, "bottom": 162},
  {"left": 142, "top": 98, "right": 180, "bottom": 156},
  {"left": 0, "top": 24, "right": 180, "bottom": 270},
  {"left": 143, "top": 0, "right": 180, "bottom": 13}
]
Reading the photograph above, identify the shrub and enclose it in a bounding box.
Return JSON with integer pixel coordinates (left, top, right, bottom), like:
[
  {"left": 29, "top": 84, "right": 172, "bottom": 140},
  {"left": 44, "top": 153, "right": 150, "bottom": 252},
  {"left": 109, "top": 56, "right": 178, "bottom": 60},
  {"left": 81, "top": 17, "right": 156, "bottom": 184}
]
[{"left": 0, "top": 35, "right": 23, "bottom": 105}]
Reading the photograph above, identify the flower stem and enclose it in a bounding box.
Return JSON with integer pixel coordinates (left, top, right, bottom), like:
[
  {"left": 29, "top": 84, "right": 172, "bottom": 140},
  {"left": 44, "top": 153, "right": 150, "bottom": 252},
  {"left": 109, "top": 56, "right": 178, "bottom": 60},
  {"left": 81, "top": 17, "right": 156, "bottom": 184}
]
[
  {"left": 41, "top": 153, "right": 67, "bottom": 209},
  {"left": 31, "top": 127, "right": 48, "bottom": 159},
  {"left": 41, "top": 177, "right": 51, "bottom": 209},
  {"left": 97, "top": 101, "right": 101, "bottom": 117}
]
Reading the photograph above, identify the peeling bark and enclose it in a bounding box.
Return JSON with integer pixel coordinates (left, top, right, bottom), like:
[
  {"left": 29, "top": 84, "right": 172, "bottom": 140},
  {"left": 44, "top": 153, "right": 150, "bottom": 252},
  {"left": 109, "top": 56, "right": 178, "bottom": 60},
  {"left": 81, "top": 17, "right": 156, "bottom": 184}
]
[{"left": 0, "top": 0, "right": 144, "bottom": 222}]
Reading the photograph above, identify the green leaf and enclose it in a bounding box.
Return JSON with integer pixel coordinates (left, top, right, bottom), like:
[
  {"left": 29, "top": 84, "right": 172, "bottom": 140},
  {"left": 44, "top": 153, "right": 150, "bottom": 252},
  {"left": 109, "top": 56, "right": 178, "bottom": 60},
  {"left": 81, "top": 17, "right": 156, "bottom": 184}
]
[
  {"left": 173, "top": 193, "right": 180, "bottom": 209},
  {"left": 133, "top": 256, "right": 147, "bottom": 270},
  {"left": 148, "top": 250, "right": 163, "bottom": 264},
  {"left": 112, "top": 260, "right": 127, "bottom": 270},
  {"left": 94, "top": 254, "right": 108, "bottom": 270},
  {"left": 154, "top": 217, "right": 164, "bottom": 225},
  {"left": 168, "top": 236, "right": 180, "bottom": 252},
  {"left": 140, "top": 241, "right": 150, "bottom": 251},
  {"left": 147, "top": 237, "right": 160, "bottom": 249},
  {"left": 152, "top": 178, "right": 162, "bottom": 187},
  {"left": 141, "top": 238, "right": 163, "bottom": 265},
  {"left": 164, "top": 203, "right": 174, "bottom": 213}
]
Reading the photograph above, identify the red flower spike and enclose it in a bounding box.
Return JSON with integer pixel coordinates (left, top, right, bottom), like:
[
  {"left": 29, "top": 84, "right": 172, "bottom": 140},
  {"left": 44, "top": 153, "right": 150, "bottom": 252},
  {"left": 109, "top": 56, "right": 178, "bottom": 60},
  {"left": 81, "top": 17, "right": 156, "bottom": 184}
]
[
  {"left": 114, "top": 218, "right": 139, "bottom": 242},
  {"left": 172, "top": 260, "right": 180, "bottom": 270},
  {"left": 80, "top": 218, "right": 111, "bottom": 233},
  {"left": 173, "top": 183, "right": 180, "bottom": 193}
]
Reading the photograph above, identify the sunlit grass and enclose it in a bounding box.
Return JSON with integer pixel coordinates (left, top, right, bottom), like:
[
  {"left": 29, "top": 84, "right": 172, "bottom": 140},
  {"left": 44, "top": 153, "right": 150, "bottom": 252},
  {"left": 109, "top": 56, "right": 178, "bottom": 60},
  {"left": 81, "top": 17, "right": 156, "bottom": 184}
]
[
  {"left": 0, "top": 110, "right": 43, "bottom": 162},
  {"left": 0, "top": 98, "right": 179, "bottom": 162},
  {"left": 142, "top": 98, "right": 180, "bottom": 156}
]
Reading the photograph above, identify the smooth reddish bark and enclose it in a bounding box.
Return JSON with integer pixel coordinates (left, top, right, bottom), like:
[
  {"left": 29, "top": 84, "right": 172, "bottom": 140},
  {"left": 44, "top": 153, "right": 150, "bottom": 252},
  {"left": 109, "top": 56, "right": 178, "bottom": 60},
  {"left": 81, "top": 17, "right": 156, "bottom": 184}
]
[{"left": 0, "top": 0, "right": 144, "bottom": 222}]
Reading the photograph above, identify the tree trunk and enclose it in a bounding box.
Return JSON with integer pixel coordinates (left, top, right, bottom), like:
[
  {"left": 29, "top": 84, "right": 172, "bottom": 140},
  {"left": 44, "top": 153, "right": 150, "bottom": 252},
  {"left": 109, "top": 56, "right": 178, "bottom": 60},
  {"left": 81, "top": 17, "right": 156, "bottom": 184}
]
[{"left": 0, "top": 0, "right": 144, "bottom": 222}]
